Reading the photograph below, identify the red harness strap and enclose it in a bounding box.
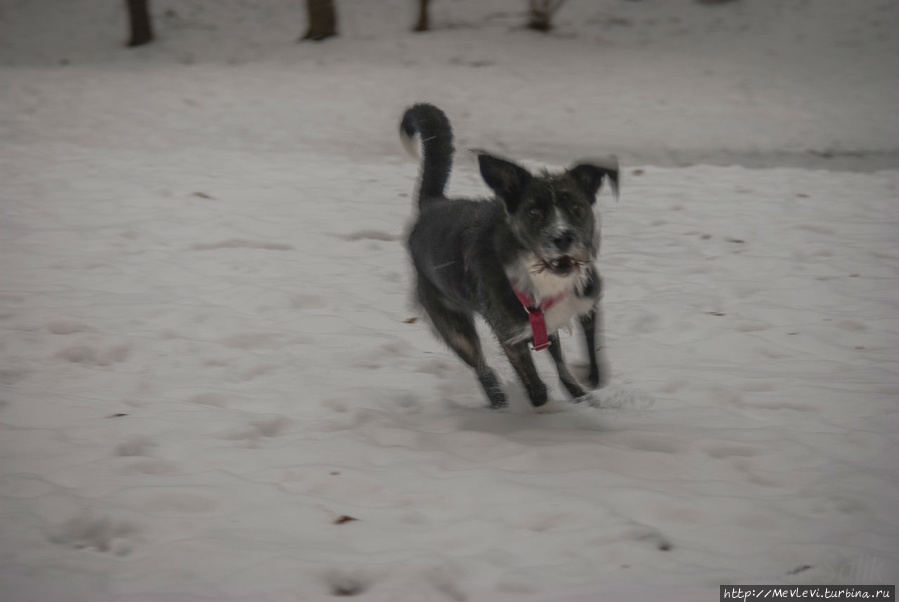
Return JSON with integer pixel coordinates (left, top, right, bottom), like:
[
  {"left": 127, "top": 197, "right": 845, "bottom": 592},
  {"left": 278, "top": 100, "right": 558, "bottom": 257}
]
[{"left": 512, "top": 288, "right": 567, "bottom": 351}]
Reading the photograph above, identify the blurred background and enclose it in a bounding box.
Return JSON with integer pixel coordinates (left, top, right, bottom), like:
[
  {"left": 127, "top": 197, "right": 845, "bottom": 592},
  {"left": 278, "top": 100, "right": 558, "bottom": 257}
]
[{"left": 2, "top": 0, "right": 897, "bottom": 171}]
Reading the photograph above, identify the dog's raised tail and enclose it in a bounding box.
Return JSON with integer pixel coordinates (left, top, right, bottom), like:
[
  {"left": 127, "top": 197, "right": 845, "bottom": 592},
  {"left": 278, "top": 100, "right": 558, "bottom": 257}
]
[{"left": 400, "top": 103, "right": 454, "bottom": 206}]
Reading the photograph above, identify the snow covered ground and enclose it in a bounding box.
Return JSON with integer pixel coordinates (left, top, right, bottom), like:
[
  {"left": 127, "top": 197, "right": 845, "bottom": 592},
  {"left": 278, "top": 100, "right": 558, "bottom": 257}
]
[{"left": 1, "top": 1, "right": 898, "bottom": 600}]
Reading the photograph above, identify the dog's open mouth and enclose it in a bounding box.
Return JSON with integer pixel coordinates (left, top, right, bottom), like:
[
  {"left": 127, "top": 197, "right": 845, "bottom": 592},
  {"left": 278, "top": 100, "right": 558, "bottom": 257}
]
[{"left": 535, "top": 255, "right": 585, "bottom": 276}]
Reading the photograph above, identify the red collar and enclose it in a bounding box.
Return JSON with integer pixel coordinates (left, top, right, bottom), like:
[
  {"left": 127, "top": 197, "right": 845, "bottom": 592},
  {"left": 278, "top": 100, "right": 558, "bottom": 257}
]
[{"left": 512, "top": 287, "right": 567, "bottom": 351}]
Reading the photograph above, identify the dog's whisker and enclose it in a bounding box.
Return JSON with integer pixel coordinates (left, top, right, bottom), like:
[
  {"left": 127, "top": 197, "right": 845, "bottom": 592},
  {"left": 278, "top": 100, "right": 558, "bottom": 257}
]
[
  {"left": 530, "top": 257, "right": 588, "bottom": 275},
  {"left": 433, "top": 261, "right": 456, "bottom": 270}
]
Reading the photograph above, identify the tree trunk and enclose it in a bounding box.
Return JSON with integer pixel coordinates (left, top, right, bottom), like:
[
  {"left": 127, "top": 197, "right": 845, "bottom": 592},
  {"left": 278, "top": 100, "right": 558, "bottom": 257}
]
[
  {"left": 301, "top": 0, "right": 338, "bottom": 42},
  {"left": 413, "top": 0, "right": 430, "bottom": 32},
  {"left": 526, "top": 0, "right": 565, "bottom": 32},
  {"left": 527, "top": 8, "right": 551, "bottom": 32},
  {"left": 125, "top": 0, "right": 154, "bottom": 47}
]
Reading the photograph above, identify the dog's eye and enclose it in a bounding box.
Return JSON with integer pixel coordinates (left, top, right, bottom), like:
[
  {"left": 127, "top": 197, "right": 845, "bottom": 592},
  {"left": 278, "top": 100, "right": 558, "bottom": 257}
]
[
  {"left": 558, "top": 192, "right": 571, "bottom": 203},
  {"left": 528, "top": 207, "right": 542, "bottom": 219}
]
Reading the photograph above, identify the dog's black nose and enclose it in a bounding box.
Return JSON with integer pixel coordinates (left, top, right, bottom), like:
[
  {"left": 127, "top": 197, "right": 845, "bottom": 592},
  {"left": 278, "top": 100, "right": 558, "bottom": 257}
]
[{"left": 552, "top": 230, "right": 575, "bottom": 251}]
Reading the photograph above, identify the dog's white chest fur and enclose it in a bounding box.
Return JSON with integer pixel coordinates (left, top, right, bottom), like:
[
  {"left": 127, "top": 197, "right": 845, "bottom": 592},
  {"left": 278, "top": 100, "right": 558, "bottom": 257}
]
[
  {"left": 542, "top": 293, "right": 596, "bottom": 335},
  {"left": 507, "top": 257, "right": 596, "bottom": 344}
]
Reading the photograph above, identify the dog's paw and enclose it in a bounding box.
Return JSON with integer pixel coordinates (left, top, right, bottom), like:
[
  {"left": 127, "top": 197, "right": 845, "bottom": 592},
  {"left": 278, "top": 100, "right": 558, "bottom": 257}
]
[
  {"left": 587, "top": 352, "right": 611, "bottom": 389},
  {"left": 587, "top": 367, "right": 610, "bottom": 390},
  {"left": 572, "top": 391, "right": 602, "bottom": 407},
  {"left": 561, "top": 380, "right": 588, "bottom": 400},
  {"left": 480, "top": 372, "right": 508, "bottom": 410}
]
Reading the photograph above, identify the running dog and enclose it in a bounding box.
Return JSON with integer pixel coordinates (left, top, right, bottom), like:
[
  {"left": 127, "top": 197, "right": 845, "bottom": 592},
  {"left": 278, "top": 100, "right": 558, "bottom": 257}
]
[{"left": 400, "top": 103, "right": 617, "bottom": 409}]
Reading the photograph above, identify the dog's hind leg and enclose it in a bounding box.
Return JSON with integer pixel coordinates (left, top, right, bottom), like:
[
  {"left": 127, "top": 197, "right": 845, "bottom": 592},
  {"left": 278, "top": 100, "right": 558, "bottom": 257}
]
[
  {"left": 547, "top": 334, "right": 588, "bottom": 399},
  {"left": 417, "top": 279, "right": 507, "bottom": 409},
  {"left": 500, "top": 341, "right": 549, "bottom": 408},
  {"left": 579, "top": 306, "right": 609, "bottom": 389}
]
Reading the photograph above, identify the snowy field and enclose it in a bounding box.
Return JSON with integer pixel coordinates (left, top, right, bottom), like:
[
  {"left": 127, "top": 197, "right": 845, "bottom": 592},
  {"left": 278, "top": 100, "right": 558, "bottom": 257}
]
[{"left": 1, "top": 1, "right": 898, "bottom": 600}]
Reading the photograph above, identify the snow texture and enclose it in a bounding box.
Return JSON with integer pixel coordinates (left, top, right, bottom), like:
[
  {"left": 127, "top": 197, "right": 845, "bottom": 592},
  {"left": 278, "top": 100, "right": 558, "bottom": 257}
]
[{"left": 1, "top": 1, "right": 898, "bottom": 601}]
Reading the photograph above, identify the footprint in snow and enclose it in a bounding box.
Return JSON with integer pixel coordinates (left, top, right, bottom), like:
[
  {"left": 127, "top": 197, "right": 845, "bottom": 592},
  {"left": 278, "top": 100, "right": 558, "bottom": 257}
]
[
  {"left": 191, "top": 239, "right": 294, "bottom": 251},
  {"left": 633, "top": 527, "right": 674, "bottom": 552},
  {"left": 321, "top": 568, "right": 372, "bottom": 597},
  {"left": 47, "top": 511, "right": 140, "bottom": 556},
  {"left": 188, "top": 392, "right": 229, "bottom": 407},
  {"left": 46, "top": 319, "right": 94, "bottom": 335},
  {"left": 0, "top": 367, "right": 31, "bottom": 384},
  {"left": 703, "top": 443, "right": 760, "bottom": 459},
  {"left": 337, "top": 230, "right": 400, "bottom": 242},
  {"left": 221, "top": 416, "right": 290, "bottom": 441},
  {"left": 55, "top": 343, "right": 131, "bottom": 366},
  {"left": 115, "top": 436, "right": 156, "bottom": 457},
  {"left": 290, "top": 293, "right": 328, "bottom": 309},
  {"left": 218, "top": 333, "right": 281, "bottom": 350},
  {"left": 575, "top": 386, "right": 655, "bottom": 410},
  {"left": 118, "top": 487, "right": 227, "bottom": 517}
]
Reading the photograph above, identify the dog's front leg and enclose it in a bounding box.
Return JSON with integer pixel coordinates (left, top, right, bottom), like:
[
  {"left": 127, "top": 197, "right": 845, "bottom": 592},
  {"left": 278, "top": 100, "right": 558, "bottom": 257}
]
[
  {"left": 501, "top": 341, "right": 548, "bottom": 407},
  {"left": 547, "top": 333, "right": 588, "bottom": 399},
  {"left": 579, "top": 305, "right": 610, "bottom": 389}
]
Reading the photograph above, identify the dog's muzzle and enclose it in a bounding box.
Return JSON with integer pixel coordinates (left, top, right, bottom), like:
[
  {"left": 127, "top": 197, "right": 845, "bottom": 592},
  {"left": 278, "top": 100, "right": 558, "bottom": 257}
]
[{"left": 537, "top": 253, "right": 589, "bottom": 277}]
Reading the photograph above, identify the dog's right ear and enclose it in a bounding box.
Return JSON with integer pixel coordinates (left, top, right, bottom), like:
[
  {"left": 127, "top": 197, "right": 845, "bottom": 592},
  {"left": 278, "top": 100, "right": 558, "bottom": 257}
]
[
  {"left": 569, "top": 159, "right": 620, "bottom": 202},
  {"left": 477, "top": 153, "right": 532, "bottom": 213}
]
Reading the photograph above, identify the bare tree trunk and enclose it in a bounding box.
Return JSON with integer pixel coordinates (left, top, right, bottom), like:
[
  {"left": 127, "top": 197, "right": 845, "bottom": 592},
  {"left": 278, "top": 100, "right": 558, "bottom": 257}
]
[
  {"left": 301, "top": 0, "right": 338, "bottom": 42},
  {"left": 125, "top": 0, "right": 154, "bottom": 47},
  {"left": 527, "top": 0, "right": 566, "bottom": 32},
  {"left": 413, "top": 0, "right": 430, "bottom": 32}
]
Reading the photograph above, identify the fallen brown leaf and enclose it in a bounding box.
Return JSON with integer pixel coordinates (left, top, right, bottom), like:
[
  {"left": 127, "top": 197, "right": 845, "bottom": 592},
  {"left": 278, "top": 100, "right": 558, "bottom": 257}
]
[{"left": 334, "top": 515, "right": 359, "bottom": 525}]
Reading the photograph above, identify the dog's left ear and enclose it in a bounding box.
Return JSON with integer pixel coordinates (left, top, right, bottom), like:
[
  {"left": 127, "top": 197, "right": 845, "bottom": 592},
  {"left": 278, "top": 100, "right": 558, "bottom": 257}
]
[
  {"left": 569, "top": 161, "right": 620, "bottom": 203},
  {"left": 478, "top": 153, "right": 532, "bottom": 213}
]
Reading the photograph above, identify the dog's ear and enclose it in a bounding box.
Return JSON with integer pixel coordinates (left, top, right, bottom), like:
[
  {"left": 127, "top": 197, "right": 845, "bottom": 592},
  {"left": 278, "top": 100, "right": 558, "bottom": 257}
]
[
  {"left": 478, "top": 153, "right": 532, "bottom": 212},
  {"left": 569, "top": 160, "right": 620, "bottom": 203}
]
